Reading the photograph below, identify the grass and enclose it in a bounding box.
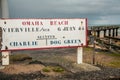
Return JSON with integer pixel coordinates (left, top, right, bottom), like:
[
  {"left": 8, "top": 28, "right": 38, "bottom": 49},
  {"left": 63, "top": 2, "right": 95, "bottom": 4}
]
[
  {"left": 52, "top": 66, "right": 64, "bottom": 72},
  {"left": 10, "top": 54, "right": 32, "bottom": 63},
  {"left": 42, "top": 66, "right": 51, "bottom": 72},
  {"left": 108, "top": 53, "right": 120, "bottom": 57},
  {"left": 108, "top": 61, "right": 120, "bottom": 68},
  {"left": 84, "top": 47, "right": 93, "bottom": 51},
  {"left": 83, "top": 47, "right": 120, "bottom": 68},
  {"left": 42, "top": 66, "right": 64, "bottom": 73}
]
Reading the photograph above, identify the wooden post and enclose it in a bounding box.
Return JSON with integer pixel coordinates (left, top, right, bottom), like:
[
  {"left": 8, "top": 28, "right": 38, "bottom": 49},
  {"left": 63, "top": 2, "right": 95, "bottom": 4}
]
[
  {"left": 109, "top": 37, "right": 112, "bottom": 50},
  {"left": 77, "top": 47, "right": 83, "bottom": 64},
  {"left": 90, "top": 29, "right": 96, "bottom": 65},
  {"left": 92, "top": 36, "right": 96, "bottom": 65},
  {"left": 92, "top": 30, "right": 96, "bottom": 65}
]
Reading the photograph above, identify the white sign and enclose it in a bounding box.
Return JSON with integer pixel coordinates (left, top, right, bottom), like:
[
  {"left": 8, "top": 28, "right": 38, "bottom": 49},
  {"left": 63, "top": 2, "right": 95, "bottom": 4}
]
[{"left": 0, "top": 19, "right": 87, "bottom": 51}]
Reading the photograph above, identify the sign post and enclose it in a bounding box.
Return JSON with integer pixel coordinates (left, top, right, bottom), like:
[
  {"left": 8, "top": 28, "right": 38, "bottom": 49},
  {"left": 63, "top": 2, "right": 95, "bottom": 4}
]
[
  {"left": 2, "top": 51, "right": 9, "bottom": 65},
  {"left": 77, "top": 47, "right": 83, "bottom": 64}
]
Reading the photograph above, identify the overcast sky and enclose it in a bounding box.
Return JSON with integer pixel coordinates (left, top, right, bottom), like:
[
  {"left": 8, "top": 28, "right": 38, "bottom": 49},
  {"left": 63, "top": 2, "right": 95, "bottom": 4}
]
[{"left": 8, "top": 0, "right": 120, "bottom": 25}]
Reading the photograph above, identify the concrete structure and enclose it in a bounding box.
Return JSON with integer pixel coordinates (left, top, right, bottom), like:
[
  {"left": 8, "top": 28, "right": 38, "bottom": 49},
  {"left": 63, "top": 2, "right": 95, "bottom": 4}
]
[
  {"left": 89, "top": 25, "right": 120, "bottom": 50},
  {"left": 90, "top": 25, "right": 120, "bottom": 38},
  {"left": 1, "top": 0, "right": 9, "bottom": 18},
  {"left": 0, "top": 0, "right": 10, "bottom": 66},
  {"left": 0, "top": 0, "right": 2, "bottom": 17}
]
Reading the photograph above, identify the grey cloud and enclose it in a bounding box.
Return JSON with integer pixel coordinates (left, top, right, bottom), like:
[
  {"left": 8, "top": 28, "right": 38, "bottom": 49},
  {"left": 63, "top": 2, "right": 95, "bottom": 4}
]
[{"left": 8, "top": 0, "right": 120, "bottom": 25}]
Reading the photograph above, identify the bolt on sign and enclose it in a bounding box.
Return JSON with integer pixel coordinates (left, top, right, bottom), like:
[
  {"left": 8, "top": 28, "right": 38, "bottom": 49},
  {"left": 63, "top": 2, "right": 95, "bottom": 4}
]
[{"left": 0, "top": 19, "right": 88, "bottom": 51}]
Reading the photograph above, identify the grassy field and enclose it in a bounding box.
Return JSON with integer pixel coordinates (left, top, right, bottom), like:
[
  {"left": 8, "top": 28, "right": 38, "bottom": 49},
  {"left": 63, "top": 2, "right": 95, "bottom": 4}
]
[
  {"left": 1, "top": 46, "right": 119, "bottom": 68},
  {"left": 83, "top": 47, "right": 120, "bottom": 68}
]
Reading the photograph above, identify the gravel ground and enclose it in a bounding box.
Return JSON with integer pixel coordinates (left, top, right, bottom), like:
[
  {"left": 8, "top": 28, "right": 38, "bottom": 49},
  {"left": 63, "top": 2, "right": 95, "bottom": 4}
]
[
  {"left": 62, "top": 68, "right": 120, "bottom": 80},
  {"left": 0, "top": 48, "right": 120, "bottom": 80},
  {"left": 0, "top": 67, "right": 120, "bottom": 80}
]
